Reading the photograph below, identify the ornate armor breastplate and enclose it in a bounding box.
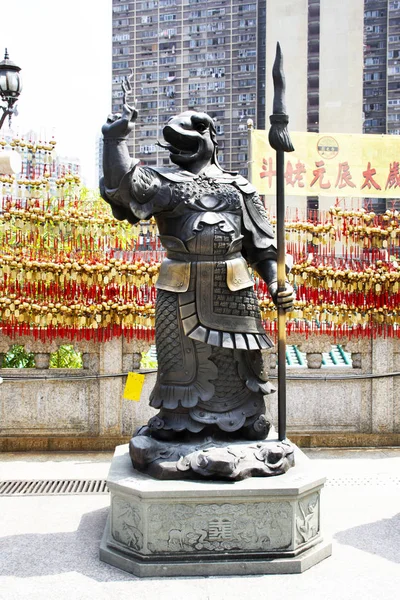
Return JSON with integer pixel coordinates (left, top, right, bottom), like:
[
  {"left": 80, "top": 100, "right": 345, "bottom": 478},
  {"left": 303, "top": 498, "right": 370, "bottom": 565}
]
[{"left": 155, "top": 179, "right": 252, "bottom": 294}]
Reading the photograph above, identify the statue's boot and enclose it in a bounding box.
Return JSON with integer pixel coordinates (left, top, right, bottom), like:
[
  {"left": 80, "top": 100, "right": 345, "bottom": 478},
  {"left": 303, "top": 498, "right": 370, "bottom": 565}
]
[{"left": 239, "top": 414, "right": 271, "bottom": 441}]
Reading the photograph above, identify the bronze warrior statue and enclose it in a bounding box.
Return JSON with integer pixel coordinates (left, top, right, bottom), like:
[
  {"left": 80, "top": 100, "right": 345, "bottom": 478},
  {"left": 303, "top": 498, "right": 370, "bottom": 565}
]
[{"left": 100, "top": 85, "right": 295, "bottom": 479}]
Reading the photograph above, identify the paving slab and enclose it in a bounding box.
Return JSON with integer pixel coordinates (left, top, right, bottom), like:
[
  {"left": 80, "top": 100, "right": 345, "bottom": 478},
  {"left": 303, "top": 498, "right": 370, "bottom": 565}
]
[{"left": 0, "top": 448, "right": 399, "bottom": 600}]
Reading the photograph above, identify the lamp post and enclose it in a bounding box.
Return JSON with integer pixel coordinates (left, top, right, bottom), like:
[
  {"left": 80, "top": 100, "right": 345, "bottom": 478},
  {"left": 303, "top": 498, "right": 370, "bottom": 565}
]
[
  {"left": 0, "top": 49, "right": 22, "bottom": 175},
  {"left": 0, "top": 49, "right": 22, "bottom": 131}
]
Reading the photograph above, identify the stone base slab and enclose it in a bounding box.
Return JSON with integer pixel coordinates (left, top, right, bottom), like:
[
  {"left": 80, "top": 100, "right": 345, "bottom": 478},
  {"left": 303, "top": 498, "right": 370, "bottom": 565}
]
[
  {"left": 100, "top": 514, "right": 332, "bottom": 576},
  {"left": 100, "top": 443, "right": 332, "bottom": 577}
]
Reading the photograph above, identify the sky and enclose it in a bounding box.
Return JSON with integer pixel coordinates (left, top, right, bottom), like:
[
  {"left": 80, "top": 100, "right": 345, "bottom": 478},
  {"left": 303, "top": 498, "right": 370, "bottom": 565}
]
[{"left": 2, "top": 0, "right": 112, "bottom": 188}]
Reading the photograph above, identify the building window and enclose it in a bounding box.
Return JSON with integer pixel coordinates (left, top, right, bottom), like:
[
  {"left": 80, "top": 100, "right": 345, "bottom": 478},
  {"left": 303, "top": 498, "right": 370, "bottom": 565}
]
[
  {"left": 239, "top": 64, "right": 256, "bottom": 72},
  {"left": 239, "top": 49, "right": 257, "bottom": 58},
  {"left": 113, "top": 46, "right": 130, "bottom": 55},
  {"left": 238, "top": 93, "right": 256, "bottom": 102},
  {"left": 364, "top": 118, "right": 386, "bottom": 126},
  {"left": 190, "top": 39, "right": 206, "bottom": 48},
  {"left": 207, "top": 96, "right": 225, "bottom": 104},
  {"left": 159, "top": 13, "right": 176, "bottom": 22},
  {"left": 189, "top": 83, "right": 205, "bottom": 92},
  {"left": 239, "top": 78, "right": 256, "bottom": 88},
  {"left": 161, "top": 85, "right": 175, "bottom": 97},
  {"left": 138, "top": 30, "right": 157, "bottom": 39},
  {"left": 239, "top": 34, "right": 256, "bottom": 42},
  {"left": 160, "top": 56, "right": 176, "bottom": 64},
  {"left": 189, "top": 10, "right": 206, "bottom": 18},
  {"left": 239, "top": 19, "right": 256, "bottom": 27},
  {"left": 113, "top": 4, "right": 129, "bottom": 13},
  {"left": 207, "top": 8, "right": 225, "bottom": 17},
  {"left": 113, "top": 61, "right": 129, "bottom": 69},
  {"left": 113, "top": 75, "right": 126, "bottom": 83},
  {"left": 365, "top": 57, "right": 384, "bottom": 66},
  {"left": 188, "top": 97, "right": 206, "bottom": 107},
  {"left": 141, "top": 101, "right": 158, "bottom": 109},
  {"left": 159, "top": 28, "right": 177, "bottom": 38},
  {"left": 364, "top": 72, "right": 385, "bottom": 80},
  {"left": 141, "top": 86, "right": 158, "bottom": 95},
  {"left": 365, "top": 25, "right": 385, "bottom": 33},
  {"left": 207, "top": 37, "right": 226, "bottom": 46},
  {"left": 238, "top": 4, "right": 256, "bottom": 12},
  {"left": 365, "top": 10, "right": 385, "bottom": 18},
  {"left": 113, "top": 33, "right": 130, "bottom": 42},
  {"left": 139, "top": 145, "right": 157, "bottom": 154},
  {"left": 364, "top": 103, "right": 385, "bottom": 111},
  {"left": 207, "top": 81, "right": 225, "bottom": 91},
  {"left": 364, "top": 87, "right": 385, "bottom": 96}
]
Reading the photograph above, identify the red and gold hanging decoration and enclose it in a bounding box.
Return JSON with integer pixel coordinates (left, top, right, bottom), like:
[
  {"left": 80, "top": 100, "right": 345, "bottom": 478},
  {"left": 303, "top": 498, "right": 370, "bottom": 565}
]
[{"left": 2, "top": 133, "right": 400, "bottom": 341}]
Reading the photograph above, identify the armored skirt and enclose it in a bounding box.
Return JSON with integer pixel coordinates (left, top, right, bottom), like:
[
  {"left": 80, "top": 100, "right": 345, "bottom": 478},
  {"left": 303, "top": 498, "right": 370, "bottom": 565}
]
[{"left": 148, "top": 231, "right": 275, "bottom": 436}]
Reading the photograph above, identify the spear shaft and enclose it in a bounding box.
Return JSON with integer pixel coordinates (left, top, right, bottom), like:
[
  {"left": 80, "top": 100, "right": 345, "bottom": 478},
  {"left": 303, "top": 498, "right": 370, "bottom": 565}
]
[
  {"left": 268, "top": 43, "right": 294, "bottom": 442},
  {"left": 276, "top": 150, "right": 287, "bottom": 441}
]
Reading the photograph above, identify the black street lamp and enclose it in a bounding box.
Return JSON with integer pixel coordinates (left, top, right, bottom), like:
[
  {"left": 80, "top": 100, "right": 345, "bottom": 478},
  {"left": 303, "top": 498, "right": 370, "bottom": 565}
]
[{"left": 0, "top": 49, "right": 22, "bottom": 130}]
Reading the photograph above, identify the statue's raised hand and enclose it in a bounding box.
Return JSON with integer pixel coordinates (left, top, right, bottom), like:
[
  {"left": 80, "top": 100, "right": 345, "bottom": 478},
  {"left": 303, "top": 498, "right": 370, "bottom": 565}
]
[{"left": 102, "top": 74, "right": 138, "bottom": 139}]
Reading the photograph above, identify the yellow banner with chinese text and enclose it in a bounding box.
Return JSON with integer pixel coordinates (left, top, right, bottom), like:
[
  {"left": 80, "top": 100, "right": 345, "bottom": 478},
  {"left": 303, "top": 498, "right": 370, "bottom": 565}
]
[{"left": 251, "top": 129, "right": 400, "bottom": 198}]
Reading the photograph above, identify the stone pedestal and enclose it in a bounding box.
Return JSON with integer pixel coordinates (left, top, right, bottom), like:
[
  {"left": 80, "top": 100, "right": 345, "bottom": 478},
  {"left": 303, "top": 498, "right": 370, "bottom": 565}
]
[{"left": 100, "top": 444, "right": 331, "bottom": 576}]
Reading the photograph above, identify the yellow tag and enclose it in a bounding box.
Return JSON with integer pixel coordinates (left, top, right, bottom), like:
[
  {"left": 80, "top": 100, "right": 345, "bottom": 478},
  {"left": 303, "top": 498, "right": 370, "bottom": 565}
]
[{"left": 123, "top": 372, "right": 145, "bottom": 402}]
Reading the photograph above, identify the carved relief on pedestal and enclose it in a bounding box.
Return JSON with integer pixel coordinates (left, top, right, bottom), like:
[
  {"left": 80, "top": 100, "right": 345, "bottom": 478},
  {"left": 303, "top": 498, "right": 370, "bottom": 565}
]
[
  {"left": 295, "top": 492, "right": 320, "bottom": 545},
  {"left": 147, "top": 502, "right": 292, "bottom": 554},
  {"left": 111, "top": 496, "right": 144, "bottom": 552}
]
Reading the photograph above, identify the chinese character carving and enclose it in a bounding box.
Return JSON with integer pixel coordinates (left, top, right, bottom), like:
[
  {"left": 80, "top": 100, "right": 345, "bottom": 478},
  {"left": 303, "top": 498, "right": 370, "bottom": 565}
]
[{"left": 208, "top": 518, "right": 233, "bottom": 540}]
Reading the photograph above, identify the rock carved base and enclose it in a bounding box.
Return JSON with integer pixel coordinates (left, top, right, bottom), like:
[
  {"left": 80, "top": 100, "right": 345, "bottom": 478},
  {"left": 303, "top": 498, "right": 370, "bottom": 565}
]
[
  {"left": 129, "top": 429, "right": 295, "bottom": 480},
  {"left": 100, "top": 444, "right": 332, "bottom": 576}
]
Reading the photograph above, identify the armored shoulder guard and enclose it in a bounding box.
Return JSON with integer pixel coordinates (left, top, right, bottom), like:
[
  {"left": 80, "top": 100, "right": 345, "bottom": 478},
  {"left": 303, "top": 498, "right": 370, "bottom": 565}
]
[
  {"left": 99, "top": 176, "right": 140, "bottom": 225},
  {"left": 241, "top": 191, "right": 274, "bottom": 246},
  {"left": 119, "top": 165, "right": 171, "bottom": 220},
  {"left": 232, "top": 174, "right": 257, "bottom": 195}
]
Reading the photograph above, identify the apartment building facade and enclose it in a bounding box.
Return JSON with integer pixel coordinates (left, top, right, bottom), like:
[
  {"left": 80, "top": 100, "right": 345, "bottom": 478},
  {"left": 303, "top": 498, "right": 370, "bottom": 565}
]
[
  {"left": 363, "top": 0, "right": 400, "bottom": 135},
  {"left": 112, "top": 0, "right": 266, "bottom": 177},
  {"left": 111, "top": 1, "right": 399, "bottom": 211}
]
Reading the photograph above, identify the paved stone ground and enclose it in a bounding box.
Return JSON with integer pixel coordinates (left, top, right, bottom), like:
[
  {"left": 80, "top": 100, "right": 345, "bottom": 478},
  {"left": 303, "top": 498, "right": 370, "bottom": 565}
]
[{"left": 0, "top": 448, "right": 399, "bottom": 600}]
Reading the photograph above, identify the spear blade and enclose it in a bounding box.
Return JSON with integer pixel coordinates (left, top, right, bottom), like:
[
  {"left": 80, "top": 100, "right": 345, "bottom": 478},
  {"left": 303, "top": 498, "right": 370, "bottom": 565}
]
[{"left": 269, "top": 42, "right": 294, "bottom": 153}]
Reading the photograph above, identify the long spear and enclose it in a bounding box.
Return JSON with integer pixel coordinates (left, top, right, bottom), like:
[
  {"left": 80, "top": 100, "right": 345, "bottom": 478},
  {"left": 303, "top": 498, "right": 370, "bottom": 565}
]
[{"left": 268, "top": 43, "right": 294, "bottom": 441}]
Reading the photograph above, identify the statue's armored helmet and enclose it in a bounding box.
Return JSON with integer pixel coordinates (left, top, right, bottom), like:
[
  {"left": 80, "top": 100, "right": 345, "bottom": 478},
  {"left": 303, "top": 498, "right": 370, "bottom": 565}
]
[{"left": 159, "top": 110, "right": 230, "bottom": 172}]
